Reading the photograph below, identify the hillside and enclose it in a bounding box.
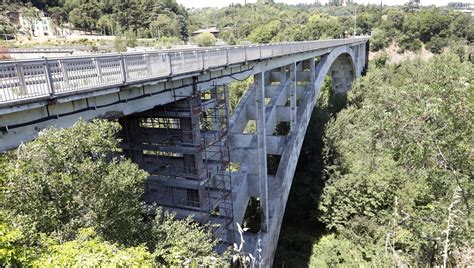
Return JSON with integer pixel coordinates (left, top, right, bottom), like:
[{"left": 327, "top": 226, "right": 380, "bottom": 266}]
[{"left": 275, "top": 51, "right": 473, "bottom": 267}]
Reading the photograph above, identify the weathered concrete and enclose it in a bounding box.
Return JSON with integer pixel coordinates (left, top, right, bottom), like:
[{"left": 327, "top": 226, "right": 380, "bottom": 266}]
[{"left": 228, "top": 43, "right": 368, "bottom": 265}]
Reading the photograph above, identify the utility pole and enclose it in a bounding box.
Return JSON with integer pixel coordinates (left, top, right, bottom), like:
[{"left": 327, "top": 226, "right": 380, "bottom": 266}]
[
  {"left": 353, "top": 4, "right": 357, "bottom": 36},
  {"left": 379, "top": 0, "right": 383, "bottom": 26}
]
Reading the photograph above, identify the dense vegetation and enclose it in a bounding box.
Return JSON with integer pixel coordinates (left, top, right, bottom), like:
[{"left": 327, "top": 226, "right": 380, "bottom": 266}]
[
  {"left": 276, "top": 52, "right": 473, "bottom": 266},
  {"left": 1, "top": 0, "right": 189, "bottom": 40},
  {"left": 189, "top": 3, "right": 472, "bottom": 53},
  {"left": 318, "top": 53, "right": 472, "bottom": 266},
  {"left": 0, "top": 120, "right": 225, "bottom": 266},
  {"left": 1, "top": 1, "right": 472, "bottom": 54}
]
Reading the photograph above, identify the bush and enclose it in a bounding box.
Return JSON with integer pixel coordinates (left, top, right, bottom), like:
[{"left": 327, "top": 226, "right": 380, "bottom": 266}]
[
  {"left": 150, "top": 209, "right": 224, "bottom": 266},
  {"left": 309, "top": 234, "right": 376, "bottom": 267},
  {"left": 398, "top": 34, "right": 422, "bottom": 53},
  {"left": 426, "top": 35, "right": 448, "bottom": 54},
  {"left": 114, "top": 35, "right": 127, "bottom": 52},
  {"left": 124, "top": 30, "right": 138, "bottom": 48},
  {"left": 33, "top": 228, "right": 153, "bottom": 266},
  {"left": 370, "top": 28, "right": 390, "bottom": 52},
  {"left": 194, "top": 32, "right": 217, "bottom": 47},
  {"left": 372, "top": 51, "right": 389, "bottom": 68}
]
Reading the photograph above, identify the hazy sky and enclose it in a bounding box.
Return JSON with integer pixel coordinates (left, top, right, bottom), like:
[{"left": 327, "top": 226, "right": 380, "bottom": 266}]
[{"left": 176, "top": 0, "right": 468, "bottom": 8}]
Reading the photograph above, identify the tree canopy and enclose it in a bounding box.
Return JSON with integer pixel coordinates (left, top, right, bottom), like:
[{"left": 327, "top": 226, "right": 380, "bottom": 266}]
[
  {"left": 0, "top": 120, "right": 225, "bottom": 266},
  {"left": 312, "top": 53, "right": 473, "bottom": 266}
]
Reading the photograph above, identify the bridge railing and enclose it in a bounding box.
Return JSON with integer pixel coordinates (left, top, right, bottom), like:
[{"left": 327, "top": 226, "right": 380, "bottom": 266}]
[{"left": 0, "top": 37, "right": 368, "bottom": 106}]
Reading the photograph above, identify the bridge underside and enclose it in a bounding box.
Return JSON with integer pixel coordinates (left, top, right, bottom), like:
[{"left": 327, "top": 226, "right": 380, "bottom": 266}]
[
  {"left": 0, "top": 40, "right": 368, "bottom": 265},
  {"left": 117, "top": 43, "right": 367, "bottom": 264}
]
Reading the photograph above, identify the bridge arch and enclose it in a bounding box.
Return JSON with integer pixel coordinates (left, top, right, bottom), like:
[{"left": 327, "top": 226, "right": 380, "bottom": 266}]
[
  {"left": 254, "top": 43, "right": 367, "bottom": 265},
  {"left": 314, "top": 45, "right": 359, "bottom": 96}
]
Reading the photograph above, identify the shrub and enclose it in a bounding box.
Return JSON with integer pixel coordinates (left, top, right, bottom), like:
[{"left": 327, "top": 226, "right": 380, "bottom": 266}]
[
  {"left": 398, "top": 34, "right": 422, "bottom": 53},
  {"left": 370, "top": 28, "right": 390, "bottom": 52},
  {"left": 114, "top": 35, "right": 127, "bottom": 52},
  {"left": 426, "top": 35, "right": 448, "bottom": 54},
  {"left": 194, "top": 32, "right": 217, "bottom": 47},
  {"left": 373, "top": 51, "right": 389, "bottom": 68},
  {"left": 33, "top": 228, "right": 153, "bottom": 266}
]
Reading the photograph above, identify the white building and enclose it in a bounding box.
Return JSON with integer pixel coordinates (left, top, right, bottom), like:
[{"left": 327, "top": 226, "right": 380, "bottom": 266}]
[{"left": 19, "top": 10, "right": 55, "bottom": 36}]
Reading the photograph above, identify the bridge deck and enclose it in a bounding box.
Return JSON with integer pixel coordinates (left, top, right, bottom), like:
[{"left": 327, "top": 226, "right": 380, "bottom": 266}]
[{"left": 0, "top": 38, "right": 368, "bottom": 108}]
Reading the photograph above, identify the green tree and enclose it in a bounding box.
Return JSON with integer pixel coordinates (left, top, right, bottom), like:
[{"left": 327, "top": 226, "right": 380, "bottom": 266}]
[
  {"left": 68, "top": 2, "right": 103, "bottom": 31},
  {"left": 370, "top": 28, "right": 389, "bottom": 51},
  {"left": 150, "top": 13, "right": 179, "bottom": 38},
  {"left": 248, "top": 19, "right": 282, "bottom": 43},
  {"left": 150, "top": 209, "right": 225, "bottom": 266},
  {"left": 221, "top": 29, "right": 238, "bottom": 45},
  {"left": 33, "top": 228, "right": 153, "bottom": 266},
  {"left": 176, "top": 14, "right": 189, "bottom": 41},
  {"left": 194, "top": 32, "right": 217, "bottom": 47},
  {"left": 426, "top": 35, "right": 448, "bottom": 53},
  {"left": 97, "top": 14, "right": 116, "bottom": 35},
  {"left": 1, "top": 119, "right": 227, "bottom": 266},
  {"left": 304, "top": 14, "right": 342, "bottom": 40},
  {"left": 418, "top": 8, "right": 450, "bottom": 43},
  {"left": 4, "top": 120, "right": 149, "bottom": 245},
  {"left": 22, "top": 5, "right": 40, "bottom": 36}
]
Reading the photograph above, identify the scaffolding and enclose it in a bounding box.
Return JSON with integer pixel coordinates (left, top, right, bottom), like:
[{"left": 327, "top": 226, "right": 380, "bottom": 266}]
[{"left": 119, "top": 79, "right": 234, "bottom": 245}]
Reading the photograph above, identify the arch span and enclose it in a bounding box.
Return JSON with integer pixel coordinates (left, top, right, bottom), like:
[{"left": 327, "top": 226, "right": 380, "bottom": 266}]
[
  {"left": 314, "top": 45, "right": 360, "bottom": 95},
  {"left": 227, "top": 42, "right": 368, "bottom": 265}
]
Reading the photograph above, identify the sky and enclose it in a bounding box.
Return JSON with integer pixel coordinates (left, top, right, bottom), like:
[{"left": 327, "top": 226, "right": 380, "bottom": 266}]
[{"left": 176, "top": 0, "right": 467, "bottom": 8}]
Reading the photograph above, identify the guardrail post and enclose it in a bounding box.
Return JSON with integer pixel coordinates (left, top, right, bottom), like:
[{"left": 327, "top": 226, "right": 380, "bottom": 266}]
[
  {"left": 15, "top": 63, "right": 27, "bottom": 96},
  {"left": 225, "top": 48, "right": 229, "bottom": 65},
  {"left": 60, "top": 60, "right": 70, "bottom": 88},
  {"left": 200, "top": 51, "right": 205, "bottom": 70},
  {"left": 119, "top": 54, "right": 127, "bottom": 84},
  {"left": 44, "top": 57, "right": 55, "bottom": 97},
  {"left": 166, "top": 53, "right": 173, "bottom": 75},
  {"left": 145, "top": 53, "right": 152, "bottom": 75},
  {"left": 244, "top": 46, "right": 247, "bottom": 62},
  {"left": 94, "top": 57, "right": 103, "bottom": 83},
  {"left": 180, "top": 52, "right": 185, "bottom": 71}
]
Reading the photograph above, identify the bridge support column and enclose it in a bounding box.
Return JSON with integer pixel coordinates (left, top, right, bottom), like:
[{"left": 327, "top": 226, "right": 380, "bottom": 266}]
[
  {"left": 309, "top": 58, "right": 316, "bottom": 84},
  {"left": 289, "top": 62, "right": 297, "bottom": 132},
  {"left": 255, "top": 72, "right": 269, "bottom": 233}
]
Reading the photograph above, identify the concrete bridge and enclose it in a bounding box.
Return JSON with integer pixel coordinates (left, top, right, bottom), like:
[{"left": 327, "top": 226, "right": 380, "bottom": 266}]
[{"left": 0, "top": 37, "right": 369, "bottom": 265}]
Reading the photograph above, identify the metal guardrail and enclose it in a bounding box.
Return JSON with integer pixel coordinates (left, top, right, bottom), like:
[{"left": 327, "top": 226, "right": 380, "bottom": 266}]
[
  {"left": 5, "top": 48, "right": 75, "bottom": 53},
  {"left": 0, "top": 37, "right": 368, "bottom": 106}
]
